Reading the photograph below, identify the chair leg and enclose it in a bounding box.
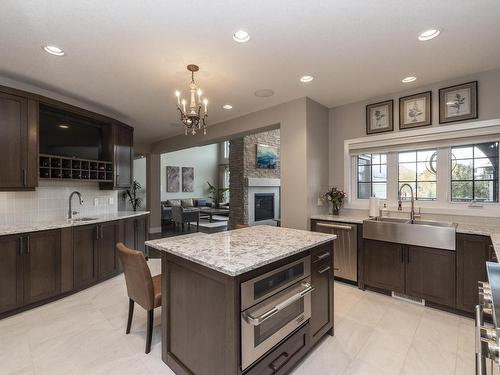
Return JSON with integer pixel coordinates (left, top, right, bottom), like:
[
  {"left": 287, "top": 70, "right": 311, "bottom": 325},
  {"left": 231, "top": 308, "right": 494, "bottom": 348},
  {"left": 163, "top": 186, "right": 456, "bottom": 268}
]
[
  {"left": 126, "top": 298, "right": 134, "bottom": 334},
  {"left": 146, "top": 309, "right": 154, "bottom": 354}
]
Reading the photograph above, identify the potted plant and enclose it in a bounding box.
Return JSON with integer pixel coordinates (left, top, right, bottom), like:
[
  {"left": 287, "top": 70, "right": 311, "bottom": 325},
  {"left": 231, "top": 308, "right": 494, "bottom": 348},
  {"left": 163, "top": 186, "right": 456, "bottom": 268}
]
[
  {"left": 321, "top": 187, "right": 347, "bottom": 215},
  {"left": 122, "top": 180, "right": 143, "bottom": 211},
  {"left": 207, "top": 181, "right": 229, "bottom": 208}
]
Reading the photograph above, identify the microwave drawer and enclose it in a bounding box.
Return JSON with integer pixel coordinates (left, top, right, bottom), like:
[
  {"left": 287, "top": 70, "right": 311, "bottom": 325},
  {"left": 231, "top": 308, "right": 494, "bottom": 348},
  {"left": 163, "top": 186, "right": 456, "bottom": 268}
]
[{"left": 244, "top": 323, "right": 310, "bottom": 375}]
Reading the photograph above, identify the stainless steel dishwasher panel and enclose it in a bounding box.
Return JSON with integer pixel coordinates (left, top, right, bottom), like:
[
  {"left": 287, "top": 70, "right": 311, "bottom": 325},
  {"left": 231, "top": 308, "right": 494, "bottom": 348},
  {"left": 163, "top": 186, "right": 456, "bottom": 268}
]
[{"left": 315, "top": 222, "right": 357, "bottom": 282}]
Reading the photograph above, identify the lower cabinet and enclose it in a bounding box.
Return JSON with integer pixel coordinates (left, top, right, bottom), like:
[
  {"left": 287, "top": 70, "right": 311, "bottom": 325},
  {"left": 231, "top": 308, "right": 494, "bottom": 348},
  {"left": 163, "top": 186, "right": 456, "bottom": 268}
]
[
  {"left": 363, "top": 239, "right": 456, "bottom": 308},
  {"left": 363, "top": 240, "right": 405, "bottom": 293},
  {"left": 97, "top": 221, "right": 119, "bottom": 279},
  {"left": 0, "top": 236, "right": 23, "bottom": 314},
  {"left": 0, "top": 230, "right": 62, "bottom": 314},
  {"left": 456, "top": 234, "right": 493, "bottom": 313},
  {"left": 73, "top": 225, "right": 99, "bottom": 289},
  {"left": 310, "top": 245, "right": 334, "bottom": 347},
  {"left": 121, "top": 216, "right": 148, "bottom": 252},
  {"left": 405, "top": 245, "right": 456, "bottom": 307}
]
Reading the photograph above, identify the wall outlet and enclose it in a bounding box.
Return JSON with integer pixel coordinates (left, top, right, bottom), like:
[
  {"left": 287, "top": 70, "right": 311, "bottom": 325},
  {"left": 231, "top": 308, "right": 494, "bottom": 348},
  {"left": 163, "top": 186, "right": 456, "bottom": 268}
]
[
  {"left": 94, "top": 198, "right": 99, "bottom": 207},
  {"left": 109, "top": 197, "right": 114, "bottom": 205}
]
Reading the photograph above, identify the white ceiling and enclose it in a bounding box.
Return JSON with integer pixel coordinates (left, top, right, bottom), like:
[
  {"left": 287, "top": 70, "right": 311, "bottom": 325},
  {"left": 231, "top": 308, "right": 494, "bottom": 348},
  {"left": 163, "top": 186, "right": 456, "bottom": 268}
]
[{"left": 1, "top": 0, "right": 500, "bottom": 144}]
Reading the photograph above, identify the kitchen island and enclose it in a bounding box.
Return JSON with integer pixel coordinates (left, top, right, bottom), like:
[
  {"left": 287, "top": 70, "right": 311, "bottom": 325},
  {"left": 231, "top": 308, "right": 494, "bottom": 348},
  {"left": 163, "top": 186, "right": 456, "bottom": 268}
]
[{"left": 145, "top": 225, "right": 336, "bottom": 375}]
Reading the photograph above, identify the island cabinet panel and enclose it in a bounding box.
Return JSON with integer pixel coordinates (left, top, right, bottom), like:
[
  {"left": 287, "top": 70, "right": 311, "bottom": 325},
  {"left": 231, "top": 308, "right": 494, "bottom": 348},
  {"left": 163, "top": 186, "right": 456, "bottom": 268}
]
[
  {"left": 363, "top": 239, "right": 405, "bottom": 293},
  {"left": 0, "top": 91, "right": 37, "bottom": 190},
  {"left": 456, "top": 234, "right": 493, "bottom": 313},
  {"left": 23, "top": 230, "right": 62, "bottom": 305},
  {"left": 162, "top": 254, "right": 238, "bottom": 375},
  {"left": 135, "top": 215, "right": 147, "bottom": 252},
  {"left": 310, "top": 244, "right": 334, "bottom": 347},
  {"left": 97, "top": 221, "right": 119, "bottom": 279},
  {"left": 405, "top": 245, "right": 456, "bottom": 308},
  {"left": 73, "top": 225, "right": 98, "bottom": 289},
  {"left": 0, "top": 236, "right": 23, "bottom": 314}
]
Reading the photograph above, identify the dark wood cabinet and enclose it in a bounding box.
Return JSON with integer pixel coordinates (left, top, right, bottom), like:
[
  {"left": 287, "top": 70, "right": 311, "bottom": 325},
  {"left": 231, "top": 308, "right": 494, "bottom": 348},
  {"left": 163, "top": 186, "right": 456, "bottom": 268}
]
[
  {"left": 23, "top": 230, "right": 62, "bottom": 305},
  {"left": 114, "top": 124, "right": 133, "bottom": 189},
  {"left": 0, "top": 236, "right": 23, "bottom": 314},
  {"left": 456, "top": 234, "right": 493, "bottom": 313},
  {"left": 135, "top": 215, "right": 147, "bottom": 252},
  {"left": 363, "top": 239, "right": 405, "bottom": 293},
  {"left": 73, "top": 225, "right": 98, "bottom": 289},
  {"left": 310, "top": 245, "right": 334, "bottom": 346},
  {"left": 0, "top": 91, "right": 37, "bottom": 190},
  {"left": 97, "top": 222, "right": 119, "bottom": 279},
  {"left": 405, "top": 245, "right": 456, "bottom": 308}
]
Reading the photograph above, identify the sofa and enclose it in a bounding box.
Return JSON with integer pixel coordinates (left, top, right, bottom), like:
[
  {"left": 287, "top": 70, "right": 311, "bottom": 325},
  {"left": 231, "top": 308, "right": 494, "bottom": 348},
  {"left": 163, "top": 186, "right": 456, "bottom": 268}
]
[{"left": 161, "top": 198, "right": 211, "bottom": 222}]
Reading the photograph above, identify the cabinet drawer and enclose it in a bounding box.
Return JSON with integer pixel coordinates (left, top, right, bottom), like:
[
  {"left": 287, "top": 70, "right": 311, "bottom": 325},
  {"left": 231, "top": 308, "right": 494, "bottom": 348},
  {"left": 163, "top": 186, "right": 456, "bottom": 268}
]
[{"left": 244, "top": 323, "right": 309, "bottom": 375}]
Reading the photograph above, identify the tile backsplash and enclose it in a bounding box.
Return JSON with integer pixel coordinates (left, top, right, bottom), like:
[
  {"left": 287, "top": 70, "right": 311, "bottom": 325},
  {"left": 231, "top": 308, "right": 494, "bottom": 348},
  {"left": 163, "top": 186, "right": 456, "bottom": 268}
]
[{"left": 0, "top": 181, "right": 118, "bottom": 225}]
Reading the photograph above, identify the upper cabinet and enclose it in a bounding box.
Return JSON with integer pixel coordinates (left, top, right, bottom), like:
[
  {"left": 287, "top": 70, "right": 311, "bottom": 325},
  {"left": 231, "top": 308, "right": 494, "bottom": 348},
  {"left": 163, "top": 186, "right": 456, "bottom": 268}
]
[
  {"left": 0, "top": 91, "right": 37, "bottom": 190},
  {"left": 114, "top": 124, "right": 133, "bottom": 189},
  {"left": 0, "top": 85, "right": 134, "bottom": 191}
]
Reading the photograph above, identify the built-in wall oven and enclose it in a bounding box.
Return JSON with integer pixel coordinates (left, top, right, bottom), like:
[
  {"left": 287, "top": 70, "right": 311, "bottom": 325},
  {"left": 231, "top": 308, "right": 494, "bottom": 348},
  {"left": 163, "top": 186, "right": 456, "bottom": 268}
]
[{"left": 241, "top": 256, "right": 313, "bottom": 371}]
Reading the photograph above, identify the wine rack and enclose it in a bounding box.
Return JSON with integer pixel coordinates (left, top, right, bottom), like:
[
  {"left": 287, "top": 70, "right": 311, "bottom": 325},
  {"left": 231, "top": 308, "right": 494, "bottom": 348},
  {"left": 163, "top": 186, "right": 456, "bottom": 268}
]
[{"left": 39, "top": 154, "right": 113, "bottom": 182}]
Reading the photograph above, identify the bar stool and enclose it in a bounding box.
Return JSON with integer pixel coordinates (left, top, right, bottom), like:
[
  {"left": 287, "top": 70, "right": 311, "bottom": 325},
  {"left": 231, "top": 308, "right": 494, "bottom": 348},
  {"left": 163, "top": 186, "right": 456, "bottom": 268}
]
[{"left": 116, "top": 242, "right": 161, "bottom": 354}]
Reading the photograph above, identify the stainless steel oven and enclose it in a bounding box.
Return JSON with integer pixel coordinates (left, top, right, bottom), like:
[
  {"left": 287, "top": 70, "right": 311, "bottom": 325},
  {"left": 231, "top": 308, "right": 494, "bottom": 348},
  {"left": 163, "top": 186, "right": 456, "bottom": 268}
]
[{"left": 241, "top": 256, "right": 313, "bottom": 370}]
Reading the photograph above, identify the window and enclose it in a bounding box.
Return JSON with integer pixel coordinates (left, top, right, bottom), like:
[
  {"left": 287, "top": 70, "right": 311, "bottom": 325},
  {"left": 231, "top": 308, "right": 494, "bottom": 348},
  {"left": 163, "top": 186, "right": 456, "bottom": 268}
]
[
  {"left": 357, "top": 153, "right": 387, "bottom": 199},
  {"left": 451, "top": 142, "right": 499, "bottom": 202},
  {"left": 223, "top": 141, "right": 230, "bottom": 159},
  {"left": 398, "top": 149, "right": 437, "bottom": 200}
]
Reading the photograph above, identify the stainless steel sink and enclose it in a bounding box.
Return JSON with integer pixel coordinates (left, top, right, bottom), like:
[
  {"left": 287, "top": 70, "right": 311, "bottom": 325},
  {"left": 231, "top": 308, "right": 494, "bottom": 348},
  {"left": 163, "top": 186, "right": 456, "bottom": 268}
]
[
  {"left": 72, "top": 217, "right": 98, "bottom": 222},
  {"left": 363, "top": 217, "right": 457, "bottom": 251}
]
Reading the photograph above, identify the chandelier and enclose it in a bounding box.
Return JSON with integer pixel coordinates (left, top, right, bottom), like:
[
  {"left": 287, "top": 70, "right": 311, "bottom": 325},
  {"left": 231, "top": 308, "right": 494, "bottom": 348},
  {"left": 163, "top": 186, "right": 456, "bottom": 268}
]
[{"left": 175, "top": 64, "right": 208, "bottom": 135}]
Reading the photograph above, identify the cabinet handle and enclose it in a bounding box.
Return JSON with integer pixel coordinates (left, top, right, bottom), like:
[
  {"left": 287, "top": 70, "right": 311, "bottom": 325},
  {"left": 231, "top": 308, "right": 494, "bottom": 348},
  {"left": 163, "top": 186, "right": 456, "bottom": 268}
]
[
  {"left": 269, "top": 351, "right": 289, "bottom": 371},
  {"left": 22, "top": 169, "right": 27, "bottom": 186},
  {"left": 19, "top": 237, "right": 24, "bottom": 255},
  {"left": 318, "top": 265, "right": 331, "bottom": 274},
  {"left": 96, "top": 226, "right": 100, "bottom": 240},
  {"left": 316, "top": 252, "right": 330, "bottom": 261},
  {"left": 26, "top": 236, "right": 30, "bottom": 254},
  {"left": 100, "top": 225, "right": 103, "bottom": 239},
  {"left": 316, "top": 222, "right": 353, "bottom": 231}
]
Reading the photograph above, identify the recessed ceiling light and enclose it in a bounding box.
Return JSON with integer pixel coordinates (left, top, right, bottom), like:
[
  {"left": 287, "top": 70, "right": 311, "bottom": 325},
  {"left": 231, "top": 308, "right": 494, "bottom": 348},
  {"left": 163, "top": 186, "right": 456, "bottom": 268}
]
[
  {"left": 233, "top": 30, "right": 250, "bottom": 43},
  {"left": 254, "top": 89, "right": 274, "bottom": 98},
  {"left": 418, "top": 28, "right": 441, "bottom": 41},
  {"left": 402, "top": 76, "right": 417, "bottom": 83},
  {"left": 43, "top": 45, "right": 65, "bottom": 56},
  {"left": 222, "top": 104, "right": 233, "bottom": 110},
  {"left": 58, "top": 124, "right": 69, "bottom": 129},
  {"left": 300, "top": 75, "right": 314, "bottom": 83}
]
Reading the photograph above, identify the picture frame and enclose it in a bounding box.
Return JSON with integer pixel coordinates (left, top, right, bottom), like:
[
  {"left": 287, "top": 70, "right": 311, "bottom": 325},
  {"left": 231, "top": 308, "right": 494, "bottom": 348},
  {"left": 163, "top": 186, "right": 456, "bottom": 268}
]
[
  {"left": 366, "top": 99, "right": 394, "bottom": 135},
  {"left": 166, "top": 166, "right": 180, "bottom": 192},
  {"left": 439, "top": 81, "right": 478, "bottom": 124},
  {"left": 256, "top": 144, "right": 278, "bottom": 169},
  {"left": 182, "top": 167, "right": 194, "bottom": 192},
  {"left": 399, "top": 91, "right": 432, "bottom": 130}
]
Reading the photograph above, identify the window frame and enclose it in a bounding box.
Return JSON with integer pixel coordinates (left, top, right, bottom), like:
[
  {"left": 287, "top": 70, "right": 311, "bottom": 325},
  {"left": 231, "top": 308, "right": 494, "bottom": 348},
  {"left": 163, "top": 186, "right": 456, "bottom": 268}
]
[
  {"left": 450, "top": 142, "right": 499, "bottom": 203},
  {"left": 356, "top": 153, "right": 388, "bottom": 199}
]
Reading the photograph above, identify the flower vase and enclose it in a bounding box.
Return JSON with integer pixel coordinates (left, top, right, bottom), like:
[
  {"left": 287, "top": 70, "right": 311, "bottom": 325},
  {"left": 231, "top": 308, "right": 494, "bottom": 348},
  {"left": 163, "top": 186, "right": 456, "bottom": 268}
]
[{"left": 330, "top": 203, "right": 340, "bottom": 216}]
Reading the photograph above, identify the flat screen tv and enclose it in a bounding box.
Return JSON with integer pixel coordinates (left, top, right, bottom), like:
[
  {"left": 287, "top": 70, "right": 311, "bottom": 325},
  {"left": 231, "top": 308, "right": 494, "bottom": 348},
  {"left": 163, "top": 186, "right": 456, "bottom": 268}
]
[{"left": 39, "top": 105, "right": 103, "bottom": 160}]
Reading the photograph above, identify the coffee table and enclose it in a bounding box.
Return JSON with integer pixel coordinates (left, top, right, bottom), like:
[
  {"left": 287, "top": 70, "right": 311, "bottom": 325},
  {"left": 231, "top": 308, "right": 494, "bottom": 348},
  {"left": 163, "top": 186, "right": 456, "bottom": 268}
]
[{"left": 199, "top": 207, "right": 230, "bottom": 223}]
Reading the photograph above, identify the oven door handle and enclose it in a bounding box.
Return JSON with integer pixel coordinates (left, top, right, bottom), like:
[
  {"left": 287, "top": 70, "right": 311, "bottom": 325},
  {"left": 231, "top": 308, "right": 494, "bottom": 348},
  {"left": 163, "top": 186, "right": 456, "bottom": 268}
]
[
  {"left": 476, "top": 304, "right": 487, "bottom": 375},
  {"left": 242, "top": 283, "right": 315, "bottom": 327}
]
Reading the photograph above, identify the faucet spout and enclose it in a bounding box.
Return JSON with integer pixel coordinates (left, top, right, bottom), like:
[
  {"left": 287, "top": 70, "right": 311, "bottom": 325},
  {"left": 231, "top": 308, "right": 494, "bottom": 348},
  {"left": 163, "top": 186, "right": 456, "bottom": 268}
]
[
  {"left": 68, "top": 191, "right": 83, "bottom": 220},
  {"left": 398, "top": 183, "right": 416, "bottom": 223}
]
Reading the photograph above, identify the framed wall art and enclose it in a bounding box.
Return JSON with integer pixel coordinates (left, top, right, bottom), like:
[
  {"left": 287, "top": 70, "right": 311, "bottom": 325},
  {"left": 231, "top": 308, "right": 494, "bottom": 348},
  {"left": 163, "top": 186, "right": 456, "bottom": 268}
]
[
  {"left": 399, "top": 91, "right": 432, "bottom": 130},
  {"left": 256, "top": 144, "right": 278, "bottom": 169},
  {"left": 166, "top": 166, "right": 180, "bottom": 192},
  {"left": 366, "top": 100, "right": 394, "bottom": 135},
  {"left": 439, "top": 81, "right": 478, "bottom": 124},
  {"left": 182, "top": 167, "right": 194, "bottom": 192}
]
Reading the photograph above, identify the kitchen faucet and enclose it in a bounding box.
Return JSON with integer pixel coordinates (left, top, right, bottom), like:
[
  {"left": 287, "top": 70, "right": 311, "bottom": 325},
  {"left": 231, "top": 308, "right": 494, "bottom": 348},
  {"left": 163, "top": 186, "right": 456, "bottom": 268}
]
[
  {"left": 398, "top": 183, "right": 420, "bottom": 223},
  {"left": 68, "top": 191, "right": 83, "bottom": 220}
]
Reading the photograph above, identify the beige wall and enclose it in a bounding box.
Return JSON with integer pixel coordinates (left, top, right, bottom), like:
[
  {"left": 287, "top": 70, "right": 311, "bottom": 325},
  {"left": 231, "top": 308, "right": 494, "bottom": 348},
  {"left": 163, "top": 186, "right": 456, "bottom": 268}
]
[
  {"left": 306, "top": 98, "right": 330, "bottom": 219},
  {"left": 329, "top": 68, "right": 500, "bottom": 189}
]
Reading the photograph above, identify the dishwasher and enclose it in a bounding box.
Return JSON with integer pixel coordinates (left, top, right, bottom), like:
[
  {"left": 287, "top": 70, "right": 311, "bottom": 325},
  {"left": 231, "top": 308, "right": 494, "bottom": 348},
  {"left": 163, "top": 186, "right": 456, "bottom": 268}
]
[{"left": 314, "top": 221, "right": 357, "bottom": 283}]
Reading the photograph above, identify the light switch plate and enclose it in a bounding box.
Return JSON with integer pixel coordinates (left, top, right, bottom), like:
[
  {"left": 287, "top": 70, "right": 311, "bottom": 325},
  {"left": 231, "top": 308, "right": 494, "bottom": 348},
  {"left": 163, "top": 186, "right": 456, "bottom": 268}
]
[{"left": 94, "top": 198, "right": 99, "bottom": 207}]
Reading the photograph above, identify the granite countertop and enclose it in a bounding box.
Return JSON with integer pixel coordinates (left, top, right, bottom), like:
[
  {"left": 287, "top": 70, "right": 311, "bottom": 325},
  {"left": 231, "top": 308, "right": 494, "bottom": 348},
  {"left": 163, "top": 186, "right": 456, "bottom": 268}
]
[
  {"left": 310, "top": 213, "right": 500, "bottom": 257},
  {"left": 145, "top": 225, "right": 336, "bottom": 276},
  {"left": 0, "top": 211, "right": 150, "bottom": 236}
]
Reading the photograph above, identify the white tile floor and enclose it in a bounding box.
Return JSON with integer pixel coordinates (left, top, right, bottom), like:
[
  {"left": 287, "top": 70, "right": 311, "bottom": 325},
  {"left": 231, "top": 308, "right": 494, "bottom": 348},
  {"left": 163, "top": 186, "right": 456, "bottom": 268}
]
[{"left": 0, "top": 259, "right": 482, "bottom": 375}]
